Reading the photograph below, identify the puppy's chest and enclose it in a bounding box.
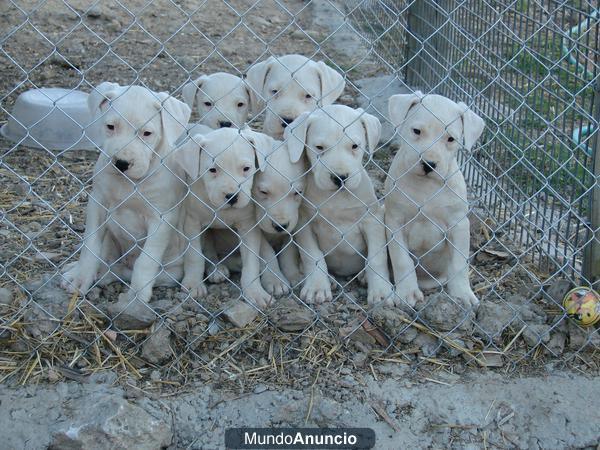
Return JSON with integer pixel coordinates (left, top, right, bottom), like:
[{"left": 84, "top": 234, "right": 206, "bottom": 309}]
[{"left": 305, "top": 190, "right": 367, "bottom": 229}]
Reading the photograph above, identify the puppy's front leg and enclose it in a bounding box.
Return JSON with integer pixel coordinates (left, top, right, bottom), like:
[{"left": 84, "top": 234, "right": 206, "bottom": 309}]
[
  {"left": 296, "top": 217, "right": 332, "bottom": 304},
  {"left": 260, "top": 235, "right": 290, "bottom": 296},
  {"left": 202, "top": 231, "right": 231, "bottom": 283},
  {"left": 386, "top": 211, "right": 423, "bottom": 308},
  {"left": 238, "top": 221, "right": 272, "bottom": 308},
  {"left": 124, "top": 215, "right": 175, "bottom": 304},
  {"left": 181, "top": 213, "right": 208, "bottom": 297},
  {"left": 445, "top": 217, "right": 479, "bottom": 309},
  {"left": 361, "top": 209, "right": 393, "bottom": 306},
  {"left": 61, "top": 189, "right": 108, "bottom": 294},
  {"left": 278, "top": 238, "right": 303, "bottom": 288}
]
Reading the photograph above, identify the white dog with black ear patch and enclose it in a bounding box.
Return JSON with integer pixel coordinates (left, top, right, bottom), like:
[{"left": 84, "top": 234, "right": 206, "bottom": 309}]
[
  {"left": 61, "top": 82, "right": 191, "bottom": 307},
  {"left": 285, "top": 105, "right": 393, "bottom": 305},
  {"left": 182, "top": 72, "right": 250, "bottom": 129},
  {"left": 384, "top": 92, "right": 485, "bottom": 309},
  {"left": 175, "top": 127, "right": 275, "bottom": 308},
  {"left": 246, "top": 54, "right": 345, "bottom": 138}
]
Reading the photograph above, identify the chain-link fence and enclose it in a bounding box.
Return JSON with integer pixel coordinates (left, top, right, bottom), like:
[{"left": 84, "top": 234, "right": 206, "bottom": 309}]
[{"left": 1, "top": 0, "right": 599, "bottom": 388}]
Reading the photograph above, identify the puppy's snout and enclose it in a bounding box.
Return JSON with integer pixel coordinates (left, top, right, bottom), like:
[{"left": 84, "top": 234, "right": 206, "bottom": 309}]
[
  {"left": 272, "top": 221, "right": 289, "bottom": 233},
  {"left": 219, "top": 121, "right": 233, "bottom": 128},
  {"left": 280, "top": 117, "right": 294, "bottom": 128},
  {"left": 331, "top": 173, "right": 348, "bottom": 188},
  {"left": 225, "top": 193, "right": 239, "bottom": 205},
  {"left": 422, "top": 160, "right": 437, "bottom": 174},
  {"left": 114, "top": 159, "right": 130, "bottom": 173}
]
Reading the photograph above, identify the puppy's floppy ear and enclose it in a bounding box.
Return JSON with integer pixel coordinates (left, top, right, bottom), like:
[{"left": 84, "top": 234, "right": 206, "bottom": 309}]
[
  {"left": 357, "top": 109, "right": 382, "bottom": 153},
  {"left": 388, "top": 91, "right": 424, "bottom": 127},
  {"left": 156, "top": 92, "right": 192, "bottom": 148},
  {"left": 88, "top": 82, "right": 121, "bottom": 115},
  {"left": 174, "top": 134, "right": 204, "bottom": 179},
  {"left": 315, "top": 61, "right": 345, "bottom": 105},
  {"left": 246, "top": 56, "right": 275, "bottom": 114},
  {"left": 284, "top": 111, "right": 312, "bottom": 163},
  {"left": 241, "top": 128, "right": 273, "bottom": 172},
  {"left": 457, "top": 102, "right": 485, "bottom": 151},
  {"left": 182, "top": 75, "right": 208, "bottom": 109}
]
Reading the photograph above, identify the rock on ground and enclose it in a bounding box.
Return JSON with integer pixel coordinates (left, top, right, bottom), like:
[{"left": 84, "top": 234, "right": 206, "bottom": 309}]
[{"left": 0, "top": 382, "right": 172, "bottom": 450}]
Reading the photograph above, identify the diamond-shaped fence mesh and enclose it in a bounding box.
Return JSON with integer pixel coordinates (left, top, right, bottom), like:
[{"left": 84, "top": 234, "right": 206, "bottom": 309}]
[{"left": 0, "top": 0, "right": 598, "bottom": 387}]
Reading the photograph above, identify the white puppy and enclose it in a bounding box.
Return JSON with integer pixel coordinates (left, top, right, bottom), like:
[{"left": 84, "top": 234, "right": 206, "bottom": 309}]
[
  {"left": 252, "top": 140, "right": 306, "bottom": 289},
  {"left": 200, "top": 139, "right": 306, "bottom": 295},
  {"left": 61, "top": 82, "right": 191, "bottom": 307},
  {"left": 246, "top": 54, "right": 345, "bottom": 138},
  {"left": 285, "top": 105, "right": 393, "bottom": 305},
  {"left": 175, "top": 127, "right": 274, "bottom": 308},
  {"left": 182, "top": 72, "right": 250, "bottom": 129},
  {"left": 384, "top": 92, "right": 485, "bottom": 309}
]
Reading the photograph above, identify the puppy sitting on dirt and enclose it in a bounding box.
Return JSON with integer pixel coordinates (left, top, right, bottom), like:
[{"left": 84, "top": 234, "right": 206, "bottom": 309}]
[
  {"left": 61, "top": 82, "right": 191, "bottom": 311},
  {"left": 182, "top": 72, "right": 251, "bottom": 129},
  {"left": 175, "top": 127, "right": 276, "bottom": 308},
  {"left": 285, "top": 105, "right": 393, "bottom": 305},
  {"left": 246, "top": 54, "right": 345, "bottom": 138},
  {"left": 201, "top": 139, "right": 306, "bottom": 295},
  {"left": 384, "top": 92, "right": 485, "bottom": 309}
]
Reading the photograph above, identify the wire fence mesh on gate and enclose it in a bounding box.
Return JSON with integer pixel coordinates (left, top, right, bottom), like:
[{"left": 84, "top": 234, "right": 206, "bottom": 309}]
[{"left": 0, "top": 0, "right": 599, "bottom": 387}]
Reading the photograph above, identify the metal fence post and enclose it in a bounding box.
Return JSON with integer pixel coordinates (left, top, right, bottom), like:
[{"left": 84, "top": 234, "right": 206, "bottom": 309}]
[
  {"left": 584, "top": 80, "right": 600, "bottom": 287},
  {"left": 405, "top": 0, "right": 452, "bottom": 91}
]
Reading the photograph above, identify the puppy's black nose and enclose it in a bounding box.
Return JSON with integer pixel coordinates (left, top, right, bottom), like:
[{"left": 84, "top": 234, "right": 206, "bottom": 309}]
[
  {"left": 422, "top": 160, "right": 437, "bottom": 174},
  {"left": 114, "top": 159, "right": 129, "bottom": 172},
  {"left": 225, "top": 193, "right": 238, "bottom": 205},
  {"left": 281, "top": 117, "right": 294, "bottom": 128},
  {"left": 219, "top": 121, "right": 232, "bottom": 128},
  {"left": 272, "top": 221, "right": 289, "bottom": 233},
  {"left": 331, "top": 173, "right": 348, "bottom": 188}
]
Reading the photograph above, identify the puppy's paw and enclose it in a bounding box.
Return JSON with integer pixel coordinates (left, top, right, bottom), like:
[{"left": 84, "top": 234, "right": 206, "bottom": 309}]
[
  {"left": 61, "top": 262, "right": 96, "bottom": 294},
  {"left": 182, "top": 277, "right": 208, "bottom": 298},
  {"left": 207, "top": 264, "right": 230, "bottom": 284},
  {"left": 243, "top": 282, "right": 272, "bottom": 309},
  {"left": 300, "top": 273, "right": 332, "bottom": 304},
  {"left": 448, "top": 284, "right": 479, "bottom": 310},
  {"left": 284, "top": 270, "right": 304, "bottom": 289},
  {"left": 367, "top": 279, "right": 394, "bottom": 306},
  {"left": 393, "top": 284, "right": 424, "bottom": 308},
  {"left": 261, "top": 271, "right": 290, "bottom": 297}
]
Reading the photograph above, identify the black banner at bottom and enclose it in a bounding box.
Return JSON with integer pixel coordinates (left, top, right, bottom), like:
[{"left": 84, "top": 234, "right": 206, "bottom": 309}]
[{"left": 225, "top": 428, "right": 376, "bottom": 449}]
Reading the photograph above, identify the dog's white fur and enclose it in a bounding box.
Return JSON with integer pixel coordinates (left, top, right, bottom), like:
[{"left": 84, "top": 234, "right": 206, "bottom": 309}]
[
  {"left": 196, "top": 138, "right": 306, "bottom": 295},
  {"left": 61, "top": 82, "right": 191, "bottom": 305},
  {"left": 252, "top": 140, "right": 306, "bottom": 289},
  {"left": 246, "top": 54, "right": 345, "bottom": 138},
  {"left": 182, "top": 72, "right": 250, "bottom": 129},
  {"left": 384, "top": 92, "right": 485, "bottom": 308},
  {"left": 285, "top": 105, "right": 392, "bottom": 304},
  {"left": 175, "top": 127, "right": 274, "bottom": 308}
]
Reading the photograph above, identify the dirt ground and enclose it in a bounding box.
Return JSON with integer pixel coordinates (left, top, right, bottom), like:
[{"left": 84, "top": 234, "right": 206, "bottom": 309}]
[{"left": 1, "top": 1, "right": 600, "bottom": 449}]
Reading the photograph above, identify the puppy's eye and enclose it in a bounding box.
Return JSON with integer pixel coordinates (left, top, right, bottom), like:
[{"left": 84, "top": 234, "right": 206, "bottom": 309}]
[
  {"left": 305, "top": 94, "right": 312, "bottom": 99},
  {"left": 208, "top": 168, "right": 217, "bottom": 173},
  {"left": 413, "top": 128, "right": 421, "bottom": 135},
  {"left": 447, "top": 136, "right": 455, "bottom": 143},
  {"left": 270, "top": 89, "right": 278, "bottom": 95},
  {"left": 259, "top": 190, "right": 269, "bottom": 196},
  {"left": 142, "top": 131, "right": 152, "bottom": 137},
  {"left": 204, "top": 101, "right": 213, "bottom": 107},
  {"left": 243, "top": 166, "right": 251, "bottom": 173},
  {"left": 237, "top": 102, "right": 245, "bottom": 108},
  {"left": 316, "top": 145, "right": 324, "bottom": 151},
  {"left": 294, "top": 190, "right": 303, "bottom": 197},
  {"left": 106, "top": 124, "right": 115, "bottom": 130},
  {"left": 351, "top": 143, "right": 358, "bottom": 149}
]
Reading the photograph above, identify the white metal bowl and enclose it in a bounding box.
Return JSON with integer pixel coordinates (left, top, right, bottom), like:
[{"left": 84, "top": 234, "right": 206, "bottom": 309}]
[{"left": 0, "top": 88, "right": 102, "bottom": 151}]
